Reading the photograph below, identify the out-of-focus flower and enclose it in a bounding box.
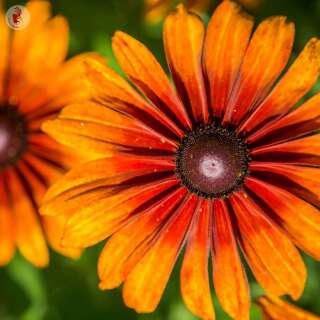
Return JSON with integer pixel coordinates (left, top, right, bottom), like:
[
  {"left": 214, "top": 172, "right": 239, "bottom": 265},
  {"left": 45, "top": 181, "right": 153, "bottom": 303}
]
[
  {"left": 0, "top": 0, "right": 103, "bottom": 267},
  {"left": 42, "top": 0, "right": 320, "bottom": 319},
  {"left": 257, "top": 295, "right": 320, "bottom": 320},
  {"left": 145, "top": 0, "right": 261, "bottom": 23}
]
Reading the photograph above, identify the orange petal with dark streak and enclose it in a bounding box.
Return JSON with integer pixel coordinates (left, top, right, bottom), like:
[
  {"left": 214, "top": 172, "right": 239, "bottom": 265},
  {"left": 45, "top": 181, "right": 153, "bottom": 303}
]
[
  {"left": 181, "top": 200, "right": 215, "bottom": 320},
  {"left": 231, "top": 191, "right": 306, "bottom": 300},
  {"left": 164, "top": 5, "right": 208, "bottom": 123},
  {"left": 122, "top": 194, "right": 197, "bottom": 313},
  {"left": 213, "top": 199, "right": 250, "bottom": 320}
]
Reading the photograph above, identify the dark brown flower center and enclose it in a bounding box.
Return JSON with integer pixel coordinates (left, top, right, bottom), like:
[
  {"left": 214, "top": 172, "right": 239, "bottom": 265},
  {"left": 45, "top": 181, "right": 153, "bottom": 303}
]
[
  {"left": 175, "top": 124, "right": 250, "bottom": 198},
  {"left": 0, "top": 106, "right": 27, "bottom": 170}
]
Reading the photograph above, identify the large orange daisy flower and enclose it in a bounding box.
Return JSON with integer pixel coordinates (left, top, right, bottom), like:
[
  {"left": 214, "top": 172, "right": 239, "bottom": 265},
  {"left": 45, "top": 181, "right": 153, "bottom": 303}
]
[
  {"left": 257, "top": 295, "right": 320, "bottom": 320},
  {"left": 0, "top": 1, "right": 101, "bottom": 267},
  {"left": 42, "top": 1, "right": 320, "bottom": 319}
]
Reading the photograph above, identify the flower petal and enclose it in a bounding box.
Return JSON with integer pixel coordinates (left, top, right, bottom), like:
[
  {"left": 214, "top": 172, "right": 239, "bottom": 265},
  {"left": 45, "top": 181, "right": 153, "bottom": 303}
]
[
  {"left": 122, "top": 194, "right": 197, "bottom": 313},
  {"left": 181, "top": 200, "right": 215, "bottom": 320},
  {"left": 61, "top": 177, "right": 178, "bottom": 248},
  {"left": 112, "top": 31, "right": 191, "bottom": 130},
  {"left": 0, "top": 7, "right": 9, "bottom": 103},
  {"left": 246, "top": 177, "right": 320, "bottom": 260},
  {"left": 86, "top": 57, "right": 183, "bottom": 138},
  {"left": 240, "top": 38, "right": 320, "bottom": 134},
  {"left": 247, "top": 93, "right": 320, "bottom": 144},
  {"left": 0, "top": 175, "right": 15, "bottom": 265},
  {"left": 224, "top": 16, "right": 294, "bottom": 125},
  {"left": 204, "top": 0, "right": 253, "bottom": 119},
  {"left": 42, "top": 215, "right": 82, "bottom": 259},
  {"left": 163, "top": 5, "right": 208, "bottom": 123},
  {"left": 98, "top": 187, "right": 187, "bottom": 290},
  {"left": 250, "top": 162, "right": 320, "bottom": 207},
  {"left": 42, "top": 101, "right": 176, "bottom": 156},
  {"left": 257, "top": 295, "right": 320, "bottom": 320},
  {"left": 212, "top": 199, "right": 250, "bottom": 320},
  {"left": 252, "top": 134, "right": 320, "bottom": 160},
  {"left": 231, "top": 191, "right": 306, "bottom": 300},
  {"left": 8, "top": 169, "right": 49, "bottom": 267}
]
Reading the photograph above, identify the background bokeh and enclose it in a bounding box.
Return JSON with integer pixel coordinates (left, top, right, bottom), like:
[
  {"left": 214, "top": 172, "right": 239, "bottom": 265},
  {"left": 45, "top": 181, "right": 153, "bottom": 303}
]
[{"left": 2, "top": 0, "right": 320, "bottom": 319}]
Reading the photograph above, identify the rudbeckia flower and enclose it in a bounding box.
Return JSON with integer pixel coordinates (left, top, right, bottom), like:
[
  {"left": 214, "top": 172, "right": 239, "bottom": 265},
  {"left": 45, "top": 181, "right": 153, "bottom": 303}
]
[
  {"left": 257, "top": 295, "right": 320, "bottom": 320},
  {"left": 42, "top": 1, "right": 320, "bottom": 319},
  {"left": 0, "top": 1, "right": 102, "bottom": 266}
]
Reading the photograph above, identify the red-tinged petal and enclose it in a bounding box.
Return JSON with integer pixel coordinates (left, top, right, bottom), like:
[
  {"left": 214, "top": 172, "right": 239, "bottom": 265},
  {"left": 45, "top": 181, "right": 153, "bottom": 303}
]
[
  {"left": 7, "top": 169, "right": 49, "bottom": 267},
  {"left": 85, "top": 57, "right": 183, "bottom": 138},
  {"left": 250, "top": 162, "right": 320, "bottom": 206},
  {"left": 231, "top": 192, "right": 306, "bottom": 300},
  {"left": 212, "top": 199, "right": 250, "bottom": 320},
  {"left": 163, "top": 5, "right": 208, "bottom": 123},
  {"left": 204, "top": 0, "right": 253, "bottom": 119},
  {"left": 257, "top": 295, "right": 320, "bottom": 320},
  {"left": 224, "top": 16, "right": 294, "bottom": 125},
  {"left": 0, "top": 175, "right": 15, "bottom": 265},
  {"left": 181, "top": 200, "right": 215, "bottom": 320},
  {"left": 246, "top": 177, "right": 320, "bottom": 260},
  {"left": 248, "top": 93, "right": 320, "bottom": 144},
  {"left": 41, "top": 154, "right": 175, "bottom": 208},
  {"left": 122, "top": 194, "right": 197, "bottom": 313},
  {"left": 112, "top": 31, "right": 191, "bottom": 130},
  {"left": 0, "top": 7, "right": 9, "bottom": 103},
  {"left": 61, "top": 178, "right": 178, "bottom": 248},
  {"left": 42, "top": 102, "right": 177, "bottom": 156},
  {"left": 240, "top": 38, "right": 320, "bottom": 134},
  {"left": 252, "top": 134, "right": 320, "bottom": 158},
  {"left": 98, "top": 187, "right": 187, "bottom": 289}
]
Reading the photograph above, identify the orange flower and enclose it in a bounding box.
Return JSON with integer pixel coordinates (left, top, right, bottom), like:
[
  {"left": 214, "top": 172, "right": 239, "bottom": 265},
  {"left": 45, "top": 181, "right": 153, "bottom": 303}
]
[
  {"left": 42, "top": 1, "right": 320, "bottom": 319},
  {"left": 0, "top": 1, "right": 102, "bottom": 267},
  {"left": 145, "top": 0, "right": 261, "bottom": 24},
  {"left": 257, "top": 295, "right": 320, "bottom": 320}
]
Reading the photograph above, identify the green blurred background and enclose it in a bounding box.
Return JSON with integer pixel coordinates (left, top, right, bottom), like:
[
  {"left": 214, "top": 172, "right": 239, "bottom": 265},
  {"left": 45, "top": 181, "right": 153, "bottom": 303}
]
[{"left": 2, "top": 0, "right": 320, "bottom": 319}]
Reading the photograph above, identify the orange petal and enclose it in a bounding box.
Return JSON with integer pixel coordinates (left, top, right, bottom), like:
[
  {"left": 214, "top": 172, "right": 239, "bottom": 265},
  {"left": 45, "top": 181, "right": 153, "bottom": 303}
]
[
  {"left": 144, "top": 0, "right": 171, "bottom": 24},
  {"left": 42, "top": 215, "right": 82, "bottom": 259},
  {"left": 252, "top": 134, "right": 320, "bottom": 157},
  {"left": 248, "top": 93, "right": 320, "bottom": 144},
  {"left": 257, "top": 295, "right": 320, "bottom": 320},
  {"left": 204, "top": 0, "right": 253, "bottom": 119},
  {"left": 112, "top": 31, "right": 191, "bottom": 130},
  {"left": 0, "top": 7, "right": 9, "bottom": 103},
  {"left": 250, "top": 162, "right": 320, "bottom": 206},
  {"left": 0, "top": 175, "right": 15, "bottom": 265},
  {"left": 181, "top": 200, "right": 215, "bottom": 320},
  {"left": 240, "top": 38, "right": 320, "bottom": 134},
  {"left": 23, "top": 53, "right": 105, "bottom": 116},
  {"left": 122, "top": 194, "right": 197, "bottom": 313},
  {"left": 61, "top": 178, "right": 178, "bottom": 248},
  {"left": 42, "top": 101, "right": 176, "bottom": 156},
  {"left": 224, "top": 16, "right": 294, "bottom": 125},
  {"left": 7, "top": 169, "right": 49, "bottom": 267},
  {"left": 86, "top": 57, "right": 183, "bottom": 138},
  {"left": 8, "top": 0, "right": 51, "bottom": 95},
  {"left": 42, "top": 154, "right": 175, "bottom": 208},
  {"left": 163, "top": 5, "right": 208, "bottom": 123},
  {"left": 231, "top": 191, "right": 306, "bottom": 300},
  {"left": 98, "top": 187, "right": 187, "bottom": 289},
  {"left": 246, "top": 177, "right": 320, "bottom": 260},
  {"left": 212, "top": 199, "right": 250, "bottom": 320}
]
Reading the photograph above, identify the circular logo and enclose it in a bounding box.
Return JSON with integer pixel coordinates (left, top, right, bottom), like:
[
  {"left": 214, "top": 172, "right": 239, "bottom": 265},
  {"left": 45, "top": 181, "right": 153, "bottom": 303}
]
[{"left": 6, "top": 5, "right": 30, "bottom": 30}]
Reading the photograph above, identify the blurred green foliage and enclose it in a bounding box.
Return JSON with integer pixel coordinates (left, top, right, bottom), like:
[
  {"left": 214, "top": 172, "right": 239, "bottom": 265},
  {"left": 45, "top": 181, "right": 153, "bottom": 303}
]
[{"left": 2, "top": 0, "right": 320, "bottom": 319}]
